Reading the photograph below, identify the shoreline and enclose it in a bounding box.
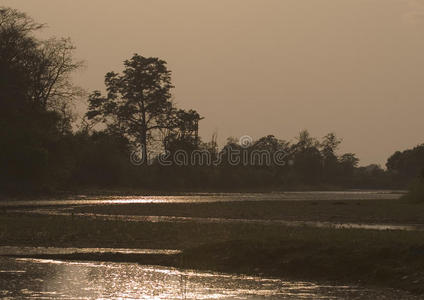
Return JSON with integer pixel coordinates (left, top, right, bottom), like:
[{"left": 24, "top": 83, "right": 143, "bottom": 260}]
[
  {"left": 3, "top": 239, "right": 424, "bottom": 296},
  {"left": 0, "top": 188, "right": 406, "bottom": 202},
  {"left": 1, "top": 196, "right": 424, "bottom": 295}
]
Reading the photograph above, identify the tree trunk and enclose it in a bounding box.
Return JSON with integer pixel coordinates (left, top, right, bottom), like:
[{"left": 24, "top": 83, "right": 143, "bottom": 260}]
[
  {"left": 141, "top": 131, "right": 148, "bottom": 164},
  {"left": 141, "top": 102, "right": 148, "bottom": 164}
]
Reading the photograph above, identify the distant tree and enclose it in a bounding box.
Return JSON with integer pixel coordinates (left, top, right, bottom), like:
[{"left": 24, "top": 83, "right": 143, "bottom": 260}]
[
  {"left": 293, "top": 147, "right": 323, "bottom": 184},
  {"left": 339, "top": 153, "right": 359, "bottom": 167},
  {"left": 339, "top": 153, "right": 359, "bottom": 176},
  {"left": 320, "top": 133, "right": 342, "bottom": 182},
  {"left": 163, "top": 109, "right": 203, "bottom": 154},
  {"left": 251, "top": 135, "right": 290, "bottom": 167},
  {"left": 293, "top": 130, "right": 322, "bottom": 184},
  {"left": 295, "top": 130, "right": 319, "bottom": 151},
  {"left": 321, "top": 133, "right": 341, "bottom": 159},
  {"left": 254, "top": 135, "right": 289, "bottom": 153},
  {"left": 199, "top": 132, "right": 219, "bottom": 162},
  {"left": 386, "top": 144, "right": 424, "bottom": 180},
  {"left": 86, "top": 54, "right": 175, "bottom": 161}
]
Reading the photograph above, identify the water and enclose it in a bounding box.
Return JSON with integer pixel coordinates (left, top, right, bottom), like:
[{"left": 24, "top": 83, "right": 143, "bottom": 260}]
[
  {"left": 0, "top": 190, "right": 404, "bottom": 207},
  {"left": 16, "top": 208, "right": 424, "bottom": 232},
  {"left": 5, "top": 190, "right": 420, "bottom": 231},
  {"left": 0, "top": 192, "right": 420, "bottom": 298},
  {"left": 0, "top": 246, "right": 180, "bottom": 256},
  {"left": 0, "top": 256, "right": 417, "bottom": 299}
]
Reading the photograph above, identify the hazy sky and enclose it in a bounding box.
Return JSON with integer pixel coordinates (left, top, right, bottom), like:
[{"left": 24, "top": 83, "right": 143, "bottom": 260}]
[{"left": 3, "top": 0, "right": 424, "bottom": 166}]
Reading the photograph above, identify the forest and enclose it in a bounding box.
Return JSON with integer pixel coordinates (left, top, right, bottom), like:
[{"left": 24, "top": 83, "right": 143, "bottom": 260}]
[{"left": 1, "top": 7, "right": 423, "bottom": 195}]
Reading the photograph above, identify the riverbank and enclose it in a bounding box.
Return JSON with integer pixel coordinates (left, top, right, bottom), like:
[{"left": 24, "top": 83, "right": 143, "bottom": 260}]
[
  {"left": 67, "top": 197, "right": 423, "bottom": 225},
  {"left": 1, "top": 207, "right": 424, "bottom": 295},
  {"left": 5, "top": 233, "right": 424, "bottom": 295}
]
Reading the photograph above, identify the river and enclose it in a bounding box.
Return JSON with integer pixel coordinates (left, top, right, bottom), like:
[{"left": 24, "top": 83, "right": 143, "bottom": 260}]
[
  {"left": 1, "top": 191, "right": 419, "bottom": 299},
  {"left": 0, "top": 254, "right": 418, "bottom": 299}
]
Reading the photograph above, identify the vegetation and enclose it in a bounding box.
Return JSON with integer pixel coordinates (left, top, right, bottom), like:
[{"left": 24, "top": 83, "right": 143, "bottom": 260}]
[
  {"left": 68, "top": 198, "right": 424, "bottom": 225},
  {"left": 2, "top": 5, "right": 424, "bottom": 299},
  {"left": 86, "top": 54, "right": 190, "bottom": 161},
  {"left": 0, "top": 7, "right": 80, "bottom": 193},
  {"left": 1, "top": 6, "right": 423, "bottom": 195},
  {"left": 1, "top": 212, "right": 424, "bottom": 294},
  {"left": 403, "top": 180, "right": 424, "bottom": 203},
  {"left": 387, "top": 144, "right": 424, "bottom": 185}
]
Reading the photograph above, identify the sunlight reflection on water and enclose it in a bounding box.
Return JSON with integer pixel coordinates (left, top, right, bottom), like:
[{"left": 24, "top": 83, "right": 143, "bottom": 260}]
[
  {"left": 17, "top": 208, "right": 424, "bottom": 232},
  {"left": 0, "top": 246, "right": 181, "bottom": 256},
  {"left": 0, "top": 257, "right": 416, "bottom": 299},
  {"left": 0, "top": 191, "right": 404, "bottom": 207}
]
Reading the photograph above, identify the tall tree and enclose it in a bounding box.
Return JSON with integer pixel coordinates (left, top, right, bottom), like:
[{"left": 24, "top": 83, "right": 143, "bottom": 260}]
[
  {"left": 86, "top": 54, "right": 175, "bottom": 161},
  {"left": 29, "top": 37, "right": 82, "bottom": 111},
  {"left": 0, "top": 7, "right": 81, "bottom": 191},
  {"left": 1, "top": 7, "right": 40, "bottom": 112},
  {"left": 0, "top": 7, "right": 81, "bottom": 127}
]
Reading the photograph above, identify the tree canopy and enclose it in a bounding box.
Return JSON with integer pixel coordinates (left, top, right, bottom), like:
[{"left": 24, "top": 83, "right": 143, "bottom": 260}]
[{"left": 86, "top": 54, "right": 177, "bottom": 159}]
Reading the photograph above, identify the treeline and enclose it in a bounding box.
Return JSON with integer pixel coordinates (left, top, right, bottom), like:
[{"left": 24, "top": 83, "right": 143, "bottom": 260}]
[
  {"left": 1, "top": 7, "right": 423, "bottom": 195},
  {"left": 387, "top": 145, "right": 424, "bottom": 202}
]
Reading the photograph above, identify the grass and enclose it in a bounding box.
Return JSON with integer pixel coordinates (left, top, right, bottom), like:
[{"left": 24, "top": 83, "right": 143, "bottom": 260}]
[
  {"left": 403, "top": 180, "right": 424, "bottom": 203},
  {"left": 1, "top": 212, "right": 424, "bottom": 294},
  {"left": 180, "top": 239, "right": 424, "bottom": 294},
  {"left": 71, "top": 198, "right": 424, "bottom": 224}
]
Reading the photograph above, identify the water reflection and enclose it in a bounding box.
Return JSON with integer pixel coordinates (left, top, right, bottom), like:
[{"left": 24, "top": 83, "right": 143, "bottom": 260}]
[
  {"left": 19, "top": 208, "right": 424, "bottom": 232},
  {"left": 5, "top": 190, "right": 416, "bottom": 233},
  {"left": 0, "top": 191, "right": 404, "bottom": 207},
  {"left": 0, "top": 246, "right": 180, "bottom": 256},
  {"left": 0, "top": 257, "right": 417, "bottom": 299}
]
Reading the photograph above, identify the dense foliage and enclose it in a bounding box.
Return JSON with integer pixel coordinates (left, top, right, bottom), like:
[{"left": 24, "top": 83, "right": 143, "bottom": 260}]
[{"left": 1, "top": 7, "right": 422, "bottom": 195}]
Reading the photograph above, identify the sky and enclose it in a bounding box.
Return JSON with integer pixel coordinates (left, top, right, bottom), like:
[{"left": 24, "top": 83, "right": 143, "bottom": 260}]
[{"left": 3, "top": 0, "right": 424, "bottom": 166}]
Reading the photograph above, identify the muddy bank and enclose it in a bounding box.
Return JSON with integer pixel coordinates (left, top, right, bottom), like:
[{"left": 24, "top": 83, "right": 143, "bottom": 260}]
[{"left": 4, "top": 237, "right": 424, "bottom": 296}]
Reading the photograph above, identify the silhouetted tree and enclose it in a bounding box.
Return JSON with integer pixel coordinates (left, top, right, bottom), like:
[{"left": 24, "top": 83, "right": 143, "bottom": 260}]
[
  {"left": 339, "top": 153, "right": 359, "bottom": 177},
  {"left": 320, "top": 133, "right": 342, "bottom": 182},
  {"left": 1, "top": 7, "right": 409, "bottom": 193},
  {"left": 163, "top": 109, "right": 203, "bottom": 154},
  {"left": 387, "top": 144, "right": 424, "bottom": 181},
  {"left": 0, "top": 7, "right": 81, "bottom": 192},
  {"left": 86, "top": 54, "right": 175, "bottom": 161},
  {"left": 292, "top": 130, "right": 322, "bottom": 184},
  {"left": 0, "top": 8, "right": 81, "bottom": 126}
]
